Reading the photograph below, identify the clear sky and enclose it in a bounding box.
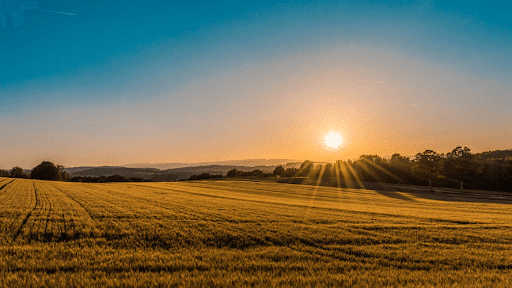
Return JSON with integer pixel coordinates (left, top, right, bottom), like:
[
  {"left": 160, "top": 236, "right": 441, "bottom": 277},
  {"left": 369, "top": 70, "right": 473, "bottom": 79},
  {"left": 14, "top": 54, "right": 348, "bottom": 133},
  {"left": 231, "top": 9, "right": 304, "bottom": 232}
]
[{"left": 1, "top": 0, "right": 511, "bottom": 168}]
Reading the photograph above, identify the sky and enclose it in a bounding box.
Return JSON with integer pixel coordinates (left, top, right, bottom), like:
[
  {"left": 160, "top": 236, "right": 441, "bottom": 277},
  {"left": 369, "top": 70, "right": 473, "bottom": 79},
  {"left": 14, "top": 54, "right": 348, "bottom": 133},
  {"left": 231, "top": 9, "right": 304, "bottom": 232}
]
[{"left": 1, "top": 0, "right": 511, "bottom": 168}]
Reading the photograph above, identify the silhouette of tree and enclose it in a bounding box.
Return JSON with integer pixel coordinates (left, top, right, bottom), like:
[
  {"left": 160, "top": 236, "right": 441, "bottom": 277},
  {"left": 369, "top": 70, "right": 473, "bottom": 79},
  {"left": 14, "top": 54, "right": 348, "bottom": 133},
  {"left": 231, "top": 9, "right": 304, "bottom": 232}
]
[
  {"left": 390, "top": 154, "right": 410, "bottom": 168},
  {"left": 413, "top": 150, "right": 441, "bottom": 189},
  {"left": 282, "top": 167, "right": 298, "bottom": 177},
  {"left": 10, "top": 167, "right": 26, "bottom": 178},
  {"left": 298, "top": 160, "right": 313, "bottom": 177},
  {"left": 31, "top": 161, "right": 62, "bottom": 181},
  {"left": 105, "top": 174, "right": 130, "bottom": 182},
  {"left": 359, "top": 155, "right": 384, "bottom": 163},
  {"left": 478, "top": 159, "right": 512, "bottom": 191},
  {"left": 57, "top": 165, "right": 70, "bottom": 181},
  {"left": 0, "top": 170, "right": 9, "bottom": 177},
  {"left": 227, "top": 169, "right": 239, "bottom": 177},
  {"left": 188, "top": 173, "right": 223, "bottom": 181},
  {"left": 323, "top": 163, "right": 334, "bottom": 178},
  {"left": 310, "top": 164, "right": 323, "bottom": 179},
  {"left": 444, "top": 146, "right": 477, "bottom": 191},
  {"left": 251, "top": 169, "right": 264, "bottom": 177},
  {"left": 272, "top": 166, "right": 285, "bottom": 176}
]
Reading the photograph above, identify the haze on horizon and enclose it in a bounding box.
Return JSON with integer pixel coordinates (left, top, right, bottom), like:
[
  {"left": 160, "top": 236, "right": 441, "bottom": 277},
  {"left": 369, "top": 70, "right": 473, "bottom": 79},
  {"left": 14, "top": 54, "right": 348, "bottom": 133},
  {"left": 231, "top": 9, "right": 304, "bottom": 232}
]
[{"left": 1, "top": 0, "right": 511, "bottom": 169}]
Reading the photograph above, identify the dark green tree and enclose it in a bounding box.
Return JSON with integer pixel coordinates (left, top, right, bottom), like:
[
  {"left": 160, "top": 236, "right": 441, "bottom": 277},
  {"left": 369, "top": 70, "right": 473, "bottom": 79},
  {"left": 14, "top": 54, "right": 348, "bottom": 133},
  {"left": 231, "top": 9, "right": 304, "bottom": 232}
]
[{"left": 31, "top": 161, "right": 62, "bottom": 181}]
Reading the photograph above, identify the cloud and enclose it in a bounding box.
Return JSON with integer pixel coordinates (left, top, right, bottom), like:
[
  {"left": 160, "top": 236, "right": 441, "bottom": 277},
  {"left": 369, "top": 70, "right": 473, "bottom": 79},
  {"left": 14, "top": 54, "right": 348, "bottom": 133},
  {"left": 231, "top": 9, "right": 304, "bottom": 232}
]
[
  {"left": 358, "top": 80, "right": 385, "bottom": 84},
  {"left": 40, "top": 10, "right": 77, "bottom": 16}
]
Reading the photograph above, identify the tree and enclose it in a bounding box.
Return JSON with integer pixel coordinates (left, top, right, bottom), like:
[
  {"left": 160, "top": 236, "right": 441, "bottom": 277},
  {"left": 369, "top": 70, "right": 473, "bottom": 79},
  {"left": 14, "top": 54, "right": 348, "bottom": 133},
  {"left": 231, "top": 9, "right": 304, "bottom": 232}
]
[
  {"left": 105, "top": 174, "right": 130, "bottom": 182},
  {"left": 413, "top": 150, "right": 441, "bottom": 189},
  {"left": 227, "top": 169, "right": 239, "bottom": 177},
  {"left": 0, "top": 170, "right": 9, "bottom": 177},
  {"left": 359, "top": 155, "right": 384, "bottom": 163},
  {"left": 310, "top": 164, "right": 323, "bottom": 179},
  {"left": 390, "top": 154, "right": 410, "bottom": 167},
  {"left": 272, "top": 166, "right": 285, "bottom": 176},
  {"left": 444, "top": 146, "right": 477, "bottom": 191},
  {"left": 251, "top": 169, "right": 264, "bottom": 177},
  {"left": 323, "top": 163, "right": 334, "bottom": 178},
  {"left": 282, "top": 167, "right": 298, "bottom": 177},
  {"left": 10, "top": 167, "right": 26, "bottom": 178},
  {"left": 31, "top": 161, "right": 62, "bottom": 181},
  {"left": 298, "top": 160, "right": 313, "bottom": 177},
  {"left": 57, "top": 165, "right": 70, "bottom": 181}
]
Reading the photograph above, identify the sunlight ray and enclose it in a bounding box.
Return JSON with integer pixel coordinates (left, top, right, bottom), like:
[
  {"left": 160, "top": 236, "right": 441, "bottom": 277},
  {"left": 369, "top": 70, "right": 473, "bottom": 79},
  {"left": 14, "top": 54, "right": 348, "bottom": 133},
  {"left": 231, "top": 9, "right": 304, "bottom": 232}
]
[
  {"left": 361, "top": 158, "right": 403, "bottom": 182},
  {"left": 345, "top": 162, "right": 365, "bottom": 189}
]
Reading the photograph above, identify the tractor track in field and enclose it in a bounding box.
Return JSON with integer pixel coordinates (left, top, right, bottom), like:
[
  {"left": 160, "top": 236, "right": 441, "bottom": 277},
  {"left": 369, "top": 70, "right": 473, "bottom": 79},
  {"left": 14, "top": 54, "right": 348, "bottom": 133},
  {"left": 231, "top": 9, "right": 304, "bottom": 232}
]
[
  {"left": 43, "top": 195, "right": 53, "bottom": 236},
  {"left": 83, "top": 183, "right": 210, "bottom": 221},
  {"left": 133, "top": 183, "right": 488, "bottom": 225},
  {"left": 50, "top": 184, "right": 96, "bottom": 223},
  {"left": 12, "top": 182, "right": 39, "bottom": 241},
  {"left": 124, "top": 183, "right": 246, "bottom": 222},
  {"left": 59, "top": 184, "right": 143, "bottom": 220},
  {"left": 0, "top": 179, "right": 15, "bottom": 193}
]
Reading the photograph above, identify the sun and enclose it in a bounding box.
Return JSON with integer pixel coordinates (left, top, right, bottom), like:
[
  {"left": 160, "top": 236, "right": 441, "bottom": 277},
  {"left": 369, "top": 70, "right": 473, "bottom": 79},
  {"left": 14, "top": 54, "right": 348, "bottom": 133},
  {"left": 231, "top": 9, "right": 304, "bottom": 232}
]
[{"left": 323, "top": 130, "right": 344, "bottom": 149}]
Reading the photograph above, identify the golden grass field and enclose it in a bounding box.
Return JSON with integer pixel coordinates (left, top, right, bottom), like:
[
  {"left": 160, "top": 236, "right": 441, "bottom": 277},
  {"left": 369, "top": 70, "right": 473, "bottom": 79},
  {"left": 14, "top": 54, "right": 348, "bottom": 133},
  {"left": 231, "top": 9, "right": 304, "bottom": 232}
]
[{"left": 0, "top": 176, "right": 511, "bottom": 287}]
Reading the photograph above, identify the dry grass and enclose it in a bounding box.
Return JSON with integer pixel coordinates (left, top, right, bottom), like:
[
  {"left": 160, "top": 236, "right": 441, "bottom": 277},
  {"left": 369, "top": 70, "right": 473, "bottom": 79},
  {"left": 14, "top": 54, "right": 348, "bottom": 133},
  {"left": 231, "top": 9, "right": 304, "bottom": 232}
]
[{"left": 0, "top": 177, "right": 511, "bottom": 287}]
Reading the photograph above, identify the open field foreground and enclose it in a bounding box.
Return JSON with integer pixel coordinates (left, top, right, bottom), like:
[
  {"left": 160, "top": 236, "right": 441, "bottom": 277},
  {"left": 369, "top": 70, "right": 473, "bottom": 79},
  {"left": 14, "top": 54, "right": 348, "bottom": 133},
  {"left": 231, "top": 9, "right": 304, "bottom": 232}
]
[{"left": 0, "top": 177, "right": 511, "bottom": 287}]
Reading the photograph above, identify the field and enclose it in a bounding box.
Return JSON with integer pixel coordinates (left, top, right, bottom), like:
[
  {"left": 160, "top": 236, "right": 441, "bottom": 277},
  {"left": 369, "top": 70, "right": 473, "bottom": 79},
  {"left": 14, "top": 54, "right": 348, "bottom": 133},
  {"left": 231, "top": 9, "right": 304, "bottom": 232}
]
[{"left": 0, "top": 177, "right": 512, "bottom": 287}]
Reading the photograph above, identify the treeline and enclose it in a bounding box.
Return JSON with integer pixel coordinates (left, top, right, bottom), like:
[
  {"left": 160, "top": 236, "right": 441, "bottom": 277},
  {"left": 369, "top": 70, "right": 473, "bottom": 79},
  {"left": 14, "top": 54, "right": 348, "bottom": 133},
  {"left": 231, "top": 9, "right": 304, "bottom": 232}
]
[
  {"left": 3, "top": 147, "right": 512, "bottom": 191},
  {"left": 70, "top": 175, "right": 153, "bottom": 183},
  {"left": 0, "top": 162, "right": 71, "bottom": 181},
  {"left": 187, "top": 169, "right": 274, "bottom": 181},
  {"left": 0, "top": 161, "right": 150, "bottom": 183},
  {"left": 135, "top": 147, "right": 512, "bottom": 192},
  {"left": 271, "top": 147, "right": 512, "bottom": 192},
  {"left": 187, "top": 173, "right": 224, "bottom": 181}
]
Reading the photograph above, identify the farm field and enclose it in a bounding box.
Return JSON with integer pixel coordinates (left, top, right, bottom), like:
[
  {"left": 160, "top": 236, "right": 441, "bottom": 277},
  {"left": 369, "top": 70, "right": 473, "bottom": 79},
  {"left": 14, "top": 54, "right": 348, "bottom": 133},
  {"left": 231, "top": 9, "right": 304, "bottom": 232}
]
[{"left": 0, "top": 177, "right": 511, "bottom": 287}]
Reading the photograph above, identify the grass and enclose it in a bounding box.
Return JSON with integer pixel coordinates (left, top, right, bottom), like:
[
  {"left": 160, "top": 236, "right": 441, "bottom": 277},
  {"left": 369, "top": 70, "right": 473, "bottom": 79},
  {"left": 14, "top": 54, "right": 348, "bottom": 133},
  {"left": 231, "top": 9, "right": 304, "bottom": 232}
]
[{"left": 0, "top": 176, "right": 511, "bottom": 287}]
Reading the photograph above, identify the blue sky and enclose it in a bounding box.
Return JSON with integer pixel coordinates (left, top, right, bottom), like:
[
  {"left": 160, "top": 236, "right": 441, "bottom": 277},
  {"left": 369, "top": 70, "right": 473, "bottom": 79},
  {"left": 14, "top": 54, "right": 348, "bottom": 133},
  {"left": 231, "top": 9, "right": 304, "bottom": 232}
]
[{"left": 1, "top": 0, "right": 511, "bottom": 168}]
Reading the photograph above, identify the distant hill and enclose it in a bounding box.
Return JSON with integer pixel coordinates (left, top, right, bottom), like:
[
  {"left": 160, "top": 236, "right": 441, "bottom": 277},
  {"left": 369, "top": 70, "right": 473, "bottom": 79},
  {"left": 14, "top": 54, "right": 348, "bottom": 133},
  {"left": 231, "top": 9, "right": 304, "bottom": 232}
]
[
  {"left": 476, "top": 150, "right": 512, "bottom": 160},
  {"left": 64, "top": 166, "right": 120, "bottom": 174},
  {"left": 166, "top": 165, "right": 274, "bottom": 175},
  {"left": 123, "top": 159, "right": 297, "bottom": 170},
  {"left": 122, "top": 163, "right": 193, "bottom": 170},
  {"left": 69, "top": 164, "right": 279, "bottom": 181},
  {"left": 70, "top": 167, "right": 160, "bottom": 178}
]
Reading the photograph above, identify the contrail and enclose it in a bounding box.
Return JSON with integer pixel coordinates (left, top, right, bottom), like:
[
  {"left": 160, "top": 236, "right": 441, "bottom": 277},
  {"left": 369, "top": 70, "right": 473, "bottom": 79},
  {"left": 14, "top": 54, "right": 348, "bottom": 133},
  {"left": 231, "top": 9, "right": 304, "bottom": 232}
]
[{"left": 40, "top": 10, "right": 77, "bottom": 16}]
